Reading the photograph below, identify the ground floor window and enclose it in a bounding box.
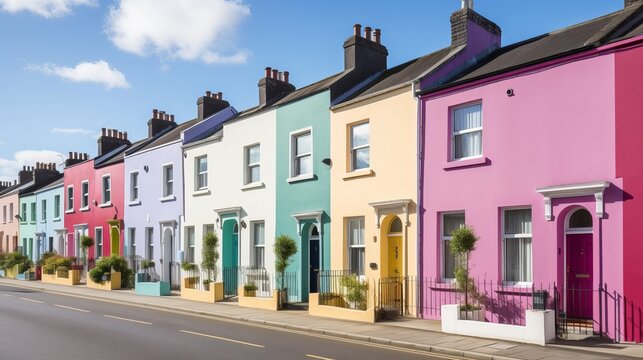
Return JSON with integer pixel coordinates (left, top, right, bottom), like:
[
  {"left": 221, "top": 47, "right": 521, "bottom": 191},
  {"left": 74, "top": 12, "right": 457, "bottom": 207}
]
[
  {"left": 95, "top": 227, "right": 103, "bottom": 258},
  {"left": 252, "top": 222, "right": 265, "bottom": 268},
  {"left": 186, "top": 227, "right": 195, "bottom": 263},
  {"left": 503, "top": 208, "right": 532, "bottom": 283},
  {"left": 441, "top": 212, "right": 465, "bottom": 280},
  {"left": 347, "top": 217, "right": 365, "bottom": 276}
]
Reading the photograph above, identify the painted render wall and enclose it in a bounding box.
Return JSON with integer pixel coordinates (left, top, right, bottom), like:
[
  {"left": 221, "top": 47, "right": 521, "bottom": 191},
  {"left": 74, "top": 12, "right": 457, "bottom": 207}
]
[
  {"left": 615, "top": 38, "right": 643, "bottom": 342},
  {"left": 421, "top": 53, "right": 622, "bottom": 322},
  {"left": 124, "top": 139, "right": 184, "bottom": 288},
  {"left": 330, "top": 85, "right": 418, "bottom": 281},
  {"left": 0, "top": 191, "right": 20, "bottom": 253},
  {"left": 33, "top": 183, "right": 64, "bottom": 255},
  {"left": 64, "top": 160, "right": 95, "bottom": 259},
  {"left": 276, "top": 91, "right": 332, "bottom": 302},
  {"left": 18, "top": 193, "right": 37, "bottom": 261}
]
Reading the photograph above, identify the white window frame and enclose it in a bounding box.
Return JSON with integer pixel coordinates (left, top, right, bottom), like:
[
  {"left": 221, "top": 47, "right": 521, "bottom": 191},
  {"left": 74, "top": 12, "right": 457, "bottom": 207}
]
[
  {"left": 252, "top": 222, "right": 265, "bottom": 268},
  {"left": 130, "top": 171, "right": 139, "bottom": 202},
  {"left": 101, "top": 174, "right": 111, "bottom": 206},
  {"left": 3, "top": 205, "right": 6, "bottom": 224},
  {"left": 441, "top": 211, "right": 465, "bottom": 281},
  {"left": 162, "top": 164, "right": 174, "bottom": 198},
  {"left": 349, "top": 121, "right": 370, "bottom": 171},
  {"left": 30, "top": 202, "right": 36, "bottom": 224},
  {"left": 347, "top": 217, "right": 365, "bottom": 276},
  {"left": 9, "top": 203, "right": 13, "bottom": 223},
  {"left": 502, "top": 207, "right": 533, "bottom": 286},
  {"left": 80, "top": 180, "right": 90, "bottom": 210},
  {"left": 288, "top": 127, "right": 314, "bottom": 181},
  {"left": 244, "top": 144, "right": 261, "bottom": 185},
  {"left": 127, "top": 228, "right": 136, "bottom": 257},
  {"left": 450, "top": 102, "right": 483, "bottom": 161},
  {"left": 21, "top": 203, "right": 27, "bottom": 223},
  {"left": 186, "top": 226, "right": 195, "bottom": 263},
  {"left": 54, "top": 195, "right": 61, "bottom": 219},
  {"left": 195, "top": 156, "right": 208, "bottom": 190},
  {"left": 146, "top": 227, "right": 154, "bottom": 261},
  {"left": 41, "top": 199, "right": 47, "bottom": 222},
  {"left": 95, "top": 227, "right": 103, "bottom": 259}
]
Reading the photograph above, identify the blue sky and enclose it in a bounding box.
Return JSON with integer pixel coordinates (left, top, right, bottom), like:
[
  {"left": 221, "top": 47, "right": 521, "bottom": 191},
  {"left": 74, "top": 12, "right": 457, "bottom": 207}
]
[{"left": 0, "top": 0, "right": 624, "bottom": 181}]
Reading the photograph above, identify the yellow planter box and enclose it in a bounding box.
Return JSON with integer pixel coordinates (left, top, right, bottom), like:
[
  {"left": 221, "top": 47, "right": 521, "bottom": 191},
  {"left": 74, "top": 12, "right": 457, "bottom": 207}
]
[
  {"left": 41, "top": 270, "right": 81, "bottom": 286},
  {"left": 87, "top": 272, "right": 121, "bottom": 290},
  {"left": 308, "top": 293, "right": 376, "bottom": 323},
  {"left": 180, "top": 278, "right": 224, "bottom": 303},
  {"left": 238, "top": 286, "right": 279, "bottom": 311},
  {"left": 5, "top": 264, "right": 20, "bottom": 279}
]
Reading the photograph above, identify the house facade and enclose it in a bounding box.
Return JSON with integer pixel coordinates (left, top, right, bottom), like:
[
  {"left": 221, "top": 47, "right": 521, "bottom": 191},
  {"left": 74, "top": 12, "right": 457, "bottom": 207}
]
[
  {"left": 0, "top": 169, "right": 34, "bottom": 253},
  {"left": 124, "top": 109, "right": 192, "bottom": 289},
  {"left": 419, "top": 3, "right": 643, "bottom": 342},
  {"left": 33, "top": 178, "right": 64, "bottom": 255}
]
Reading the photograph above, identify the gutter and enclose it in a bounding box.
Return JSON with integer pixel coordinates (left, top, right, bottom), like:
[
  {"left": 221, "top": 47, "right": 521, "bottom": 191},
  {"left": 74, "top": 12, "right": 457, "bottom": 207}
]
[{"left": 413, "top": 79, "right": 424, "bottom": 318}]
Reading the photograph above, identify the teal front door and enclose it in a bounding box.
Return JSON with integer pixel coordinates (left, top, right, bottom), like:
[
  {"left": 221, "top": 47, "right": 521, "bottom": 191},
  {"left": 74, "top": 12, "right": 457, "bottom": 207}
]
[{"left": 223, "top": 221, "right": 238, "bottom": 296}]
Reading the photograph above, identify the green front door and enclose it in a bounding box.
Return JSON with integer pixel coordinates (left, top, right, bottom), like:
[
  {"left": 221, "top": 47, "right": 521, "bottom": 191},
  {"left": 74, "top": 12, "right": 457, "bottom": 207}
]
[{"left": 222, "top": 220, "right": 238, "bottom": 296}]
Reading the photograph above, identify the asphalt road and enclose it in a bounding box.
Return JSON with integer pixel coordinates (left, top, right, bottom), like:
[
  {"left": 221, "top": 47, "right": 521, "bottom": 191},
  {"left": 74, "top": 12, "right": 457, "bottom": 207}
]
[{"left": 0, "top": 284, "right": 464, "bottom": 360}]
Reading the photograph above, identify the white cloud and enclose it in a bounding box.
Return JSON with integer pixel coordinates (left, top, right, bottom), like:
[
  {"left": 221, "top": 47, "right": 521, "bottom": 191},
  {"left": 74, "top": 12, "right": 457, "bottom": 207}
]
[
  {"left": 105, "top": 0, "right": 251, "bottom": 65},
  {"left": 0, "top": 150, "right": 64, "bottom": 182},
  {"left": 27, "top": 60, "right": 130, "bottom": 89},
  {"left": 0, "top": 0, "right": 96, "bottom": 18},
  {"left": 51, "top": 127, "right": 95, "bottom": 136}
]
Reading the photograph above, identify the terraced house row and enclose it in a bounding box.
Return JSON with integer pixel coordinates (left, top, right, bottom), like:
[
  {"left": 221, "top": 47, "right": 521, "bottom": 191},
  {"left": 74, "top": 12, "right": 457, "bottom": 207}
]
[{"left": 1, "top": 0, "right": 642, "bottom": 345}]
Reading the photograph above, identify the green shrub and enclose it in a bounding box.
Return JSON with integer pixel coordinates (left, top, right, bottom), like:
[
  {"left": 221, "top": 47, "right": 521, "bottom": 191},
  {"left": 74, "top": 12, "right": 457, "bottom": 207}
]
[
  {"left": 274, "top": 234, "right": 297, "bottom": 291},
  {"left": 89, "top": 255, "right": 132, "bottom": 288},
  {"left": 0, "top": 253, "right": 6, "bottom": 269},
  {"left": 340, "top": 274, "right": 369, "bottom": 310},
  {"left": 42, "top": 255, "right": 73, "bottom": 274},
  {"left": 450, "top": 225, "right": 480, "bottom": 310},
  {"left": 201, "top": 232, "right": 219, "bottom": 282},
  {"left": 80, "top": 236, "right": 94, "bottom": 250},
  {"left": 37, "top": 250, "right": 57, "bottom": 267},
  {"left": 4, "top": 252, "right": 32, "bottom": 272},
  {"left": 244, "top": 282, "right": 257, "bottom": 291}
]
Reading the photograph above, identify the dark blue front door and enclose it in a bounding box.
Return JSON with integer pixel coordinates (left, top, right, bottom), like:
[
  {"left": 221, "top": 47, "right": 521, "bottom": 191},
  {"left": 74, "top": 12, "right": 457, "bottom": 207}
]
[{"left": 309, "top": 239, "right": 319, "bottom": 293}]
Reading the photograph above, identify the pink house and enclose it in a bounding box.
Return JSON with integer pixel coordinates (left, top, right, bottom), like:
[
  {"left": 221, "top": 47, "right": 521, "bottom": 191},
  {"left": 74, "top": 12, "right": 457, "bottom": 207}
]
[{"left": 419, "top": 3, "right": 643, "bottom": 342}]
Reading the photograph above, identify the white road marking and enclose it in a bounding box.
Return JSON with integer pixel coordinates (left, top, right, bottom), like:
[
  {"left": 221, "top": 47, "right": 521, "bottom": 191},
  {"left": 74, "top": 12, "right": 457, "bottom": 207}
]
[
  {"left": 306, "top": 355, "right": 334, "bottom": 360},
  {"left": 54, "top": 304, "right": 90, "bottom": 313},
  {"left": 103, "top": 314, "right": 152, "bottom": 325},
  {"left": 180, "top": 329, "right": 265, "bottom": 348},
  {"left": 18, "top": 297, "right": 44, "bottom": 304},
  {"left": 3, "top": 294, "right": 12, "bottom": 297}
]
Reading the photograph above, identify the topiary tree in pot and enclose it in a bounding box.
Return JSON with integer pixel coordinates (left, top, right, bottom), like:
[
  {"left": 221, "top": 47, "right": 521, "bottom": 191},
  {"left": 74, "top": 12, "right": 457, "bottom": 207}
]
[
  {"left": 80, "top": 235, "right": 94, "bottom": 277},
  {"left": 274, "top": 234, "right": 297, "bottom": 308},
  {"left": 450, "top": 225, "right": 482, "bottom": 318},
  {"left": 201, "top": 232, "right": 219, "bottom": 291}
]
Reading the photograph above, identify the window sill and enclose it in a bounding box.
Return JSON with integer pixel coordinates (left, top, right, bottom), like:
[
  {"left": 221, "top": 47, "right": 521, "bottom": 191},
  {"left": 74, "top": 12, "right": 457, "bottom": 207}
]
[
  {"left": 79, "top": 206, "right": 90, "bottom": 212},
  {"left": 40, "top": 220, "right": 47, "bottom": 224},
  {"left": 20, "top": 222, "right": 27, "bottom": 225},
  {"left": 29, "top": 221, "right": 36, "bottom": 225},
  {"left": 342, "top": 168, "right": 375, "bottom": 180},
  {"left": 159, "top": 195, "right": 176, "bottom": 203},
  {"left": 443, "top": 156, "right": 489, "bottom": 170},
  {"left": 65, "top": 210, "right": 74, "bottom": 214},
  {"left": 128, "top": 200, "right": 141, "bottom": 206},
  {"left": 500, "top": 282, "right": 533, "bottom": 289},
  {"left": 53, "top": 218, "right": 61, "bottom": 222},
  {"left": 241, "top": 182, "right": 265, "bottom": 191},
  {"left": 192, "top": 189, "right": 211, "bottom": 197},
  {"left": 287, "top": 174, "right": 315, "bottom": 183},
  {"left": 98, "top": 202, "right": 112, "bottom": 208}
]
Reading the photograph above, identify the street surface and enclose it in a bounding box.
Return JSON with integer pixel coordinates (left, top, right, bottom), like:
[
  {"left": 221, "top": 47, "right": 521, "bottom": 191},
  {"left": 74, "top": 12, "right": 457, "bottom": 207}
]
[{"left": 0, "top": 284, "right": 464, "bottom": 360}]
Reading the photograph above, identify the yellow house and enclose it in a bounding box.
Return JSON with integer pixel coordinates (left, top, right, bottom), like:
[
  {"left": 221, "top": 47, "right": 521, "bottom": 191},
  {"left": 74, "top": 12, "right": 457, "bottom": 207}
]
[{"left": 329, "top": 46, "right": 471, "bottom": 315}]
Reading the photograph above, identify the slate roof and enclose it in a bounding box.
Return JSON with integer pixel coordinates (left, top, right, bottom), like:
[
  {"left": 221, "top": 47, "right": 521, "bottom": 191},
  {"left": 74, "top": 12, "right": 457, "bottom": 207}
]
[
  {"left": 182, "top": 107, "right": 238, "bottom": 145},
  {"left": 130, "top": 118, "right": 198, "bottom": 154},
  {"left": 95, "top": 139, "right": 146, "bottom": 168},
  {"left": 275, "top": 71, "right": 346, "bottom": 106},
  {"left": 435, "top": 4, "right": 642, "bottom": 88},
  {"left": 336, "top": 47, "right": 454, "bottom": 105},
  {"left": 19, "top": 174, "right": 64, "bottom": 196}
]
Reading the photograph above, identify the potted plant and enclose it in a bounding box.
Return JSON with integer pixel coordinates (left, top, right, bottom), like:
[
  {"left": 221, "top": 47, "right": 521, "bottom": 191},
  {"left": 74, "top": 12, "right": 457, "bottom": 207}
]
[
  {"left": 450, "top": 225, "right": 483, "bottom": 321},
  {"left": 140, "top": 259, "right": 155, "bottom": 282},
  {"left": 244, "top": 282, "right": 258, "bottom": 297},
  {"left": 340, "top": 274, "right": 369, "bottom": 310},
  {"left": 181, "top": 262, "right": 198, "bottom": 287},
  {"left": 274, "top": 234, "right": 297, "bottom": 308},
  {"left": 80, "top": 235, "right": 94, "bottom": 276},
  {"left": 201, "top": 232, "right": 219, "bottom": 291}
]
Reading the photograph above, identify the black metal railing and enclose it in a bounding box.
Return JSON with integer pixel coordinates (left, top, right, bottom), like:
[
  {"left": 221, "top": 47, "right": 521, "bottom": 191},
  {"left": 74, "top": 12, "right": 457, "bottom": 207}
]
[
  {"left": 318, "top": 270, "right": 369, "bottom": 311},
  {"left": 223, "top": 266, "right": 239, "bottom": 297},
  {"left": 240, "top": 266, "right": 272, "bottom": 298},
  {"left": 276, "top": 271, "right": 300, "bottom": 304}
]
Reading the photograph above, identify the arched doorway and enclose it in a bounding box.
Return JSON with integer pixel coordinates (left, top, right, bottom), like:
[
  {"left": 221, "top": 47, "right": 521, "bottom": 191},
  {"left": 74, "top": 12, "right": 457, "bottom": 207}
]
[
  {"left": 308, "top": 225, "right": 320, "bottom": 294},
  {"left": 387, "top": 216, "right": 403, "bottom": 278},
  {"left": 222, "top": 220, "right": 239, "bottom": 296},
  {"left": 565, "top": 207, "right": 593, "bottom": 320}
]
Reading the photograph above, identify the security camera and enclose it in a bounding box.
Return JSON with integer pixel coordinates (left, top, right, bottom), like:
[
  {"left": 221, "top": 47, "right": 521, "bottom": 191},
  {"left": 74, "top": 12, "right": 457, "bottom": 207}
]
[{"left": 506, "top": 88, "right": 515, "bottom": 97}]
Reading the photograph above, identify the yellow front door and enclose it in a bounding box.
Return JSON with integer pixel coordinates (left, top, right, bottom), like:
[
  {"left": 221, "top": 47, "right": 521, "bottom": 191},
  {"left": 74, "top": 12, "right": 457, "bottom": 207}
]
[{"left": 387, "top": 235, "right": 402, "bottom": 277}]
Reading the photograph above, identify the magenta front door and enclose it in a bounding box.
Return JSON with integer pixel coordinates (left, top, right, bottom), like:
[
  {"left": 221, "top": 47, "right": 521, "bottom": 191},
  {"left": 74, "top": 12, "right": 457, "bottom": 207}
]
[{"left": 566, "top": 233, "right": 593, "bottom": 319}]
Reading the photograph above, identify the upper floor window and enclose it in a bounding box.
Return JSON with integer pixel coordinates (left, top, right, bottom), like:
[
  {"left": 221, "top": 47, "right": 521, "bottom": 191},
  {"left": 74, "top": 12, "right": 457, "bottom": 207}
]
[
  {"left": 163, "top": 165, "right": 174, "bottom": 197},
  {"left": 54, "top": 195, "right": 60, "bottom": 218},
  {"left": 292, "top": 130, "right": 312, "bottom": 178},
  {"left": 130, "top": 172, "right": 139, "bottom": 202},
  {"left": 350, "top": 122, "right": 370, "bottom": 171},
  {"left": 451, "top": 103, "right": 482, "bottom": 160},
  {"left": 441, "top": 212, "right": 465, "bottom": 280},
  {"left": 245, "top": 144, "right": 261, "bottom": 184},
  {"left": 195, "top": 156, "right": 208, "bottom": 190},
  {"left": 503, "top": 208, "right": 532, "bottom": 283},
  {"left": 21, "top": 203, "right": 27, "bottom": 222},
  {"left": 9, "top": 203, "right": 13, "bottom": 222},
  {"left": 81, "top": 180, "right": 89, "bottom": 209},
  {"left": 41, "top": 199, "right": 47, "bottom": 221},
  {"left": 30, "top": 203, "right": 36, "bottom": 223},
  {"left": 102, "top": 175, "right": 111, "bottom": 204},
  {"left": 67, "top": 186, "right": 74, "bottom": 211},
  {"left": 2, "top": 205, "right": 6, "bottom": 224}
]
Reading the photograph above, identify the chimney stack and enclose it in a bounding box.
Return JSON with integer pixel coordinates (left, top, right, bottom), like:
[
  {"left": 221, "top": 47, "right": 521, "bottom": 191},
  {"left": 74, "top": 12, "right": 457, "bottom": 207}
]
[
  {"left": 33, "top": 162, "right": 60, "bottom": 184},
  {"left": 197, "top": 90, "right": 231, "bottom": 122},
  {"left": 624, "top": 0, "right": 641, "bottom": 7},
  {"left": 97, "top": 127, "right": 131, "bottom": 156},
  {"left": 148, "top": 108, "right": 177, "bottom": 137},
  {"left": 343, "top": 23, "right": 388, "bottom": 75},
  {"left": 18, "top": 166, "right": 33, "bottom": 184},
  {"left": 258, "top": 66, "right": 296, "bottom": 106},
  {"left": 450, "top": 1, "right": 501, "bottom": 49},
  {"left": 65, "top": 151, "right": 89, "bottom": 167}
]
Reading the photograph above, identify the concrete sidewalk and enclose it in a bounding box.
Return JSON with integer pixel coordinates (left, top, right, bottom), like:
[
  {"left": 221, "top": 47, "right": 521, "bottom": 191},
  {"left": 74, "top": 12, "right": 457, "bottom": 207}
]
[{"left": 1, "top": 278, "right": 640, "bottom": 360}]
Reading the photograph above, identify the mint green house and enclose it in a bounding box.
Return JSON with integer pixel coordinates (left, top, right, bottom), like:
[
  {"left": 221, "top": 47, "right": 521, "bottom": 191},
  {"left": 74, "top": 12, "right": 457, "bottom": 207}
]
[{"left": 274, "top": 24, "right": 389, "bottom": 302}]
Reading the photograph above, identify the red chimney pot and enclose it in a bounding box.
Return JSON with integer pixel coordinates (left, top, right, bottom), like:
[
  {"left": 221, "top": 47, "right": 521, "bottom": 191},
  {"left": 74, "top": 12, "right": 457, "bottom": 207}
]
[
  {"left": 354, "top": 24, "right": 362, "bottom": 37},
  {"left": 265, "top": 67, "right": 272, "bottom": 78}
]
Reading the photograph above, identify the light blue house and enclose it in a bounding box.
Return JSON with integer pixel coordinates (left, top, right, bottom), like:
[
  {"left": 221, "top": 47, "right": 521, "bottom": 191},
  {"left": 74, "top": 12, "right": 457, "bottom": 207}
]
[{"left": 33, "top": 177, "right": 65, "bottom": 257}]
